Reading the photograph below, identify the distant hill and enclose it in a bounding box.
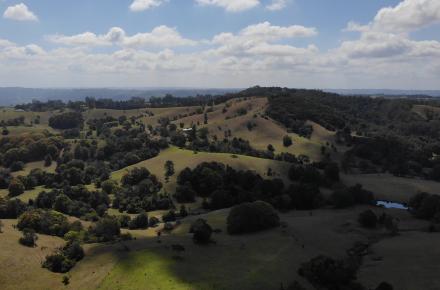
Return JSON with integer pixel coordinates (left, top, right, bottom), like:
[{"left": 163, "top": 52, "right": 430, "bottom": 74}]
[
  {"left": 0, "top": 87, "right": 240, "bottom": 106},
  {"left": 325, "top": 89, "right": 440, "bottom": 98}
]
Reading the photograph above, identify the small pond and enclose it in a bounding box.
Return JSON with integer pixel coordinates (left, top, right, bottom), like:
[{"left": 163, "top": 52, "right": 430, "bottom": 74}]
[{"left": 376, "top": 200, "right": 408, "bottom": 210}]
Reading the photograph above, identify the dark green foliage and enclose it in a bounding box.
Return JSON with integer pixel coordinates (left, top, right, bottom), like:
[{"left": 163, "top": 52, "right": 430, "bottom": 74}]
[
  {"left": 331, "top": 184, "right": 374, "bottom": 209},
  {"left": 8, "top": 178, "right": 25, "bottom": 197},
  {"left": 17, "top": 209, "right": 71, "bottom": 237},
  {"left": 88, "top": 216, "right": 121, "bottom": 242},
  {"left": 0, "top": 198, "right": 27, "bottom": 218},
  {"left": 227, "top": 201, "right": 280, "bottom": 234},
  {"left": 190, "top": 218, "right": 212, "bottom": 244},
  {"left": 128, "top": 212, "right": 149, "bottom": 229},
  {"left": 19, "top": 228, "right": 38, "bottom": 247},
  {"left": 298, "top": 255, "right": 362, "bottom": 290},
  {"left": 287, "top": 183, "right": 324, "bottom": 210},
  {"left": 43, "top": 253, "right": 75, "bottom": 273},
  {"left": 324, "top": 162, "right": 340, "bottom": 181},
  {"left": 409, "top": 192, "right": 440, "bottom": 220},
  {"left": 114, "top": 167, "right": 167, "bottom": 213},
  {"left": 49, "top": 112, "right": 84, "bottom": 130},
  {"left": 174, "top": 183, "right": 196, "bottom": 203},
  {"left": 358, "top": 210, "right": 378, "bottom": 228},
  {"left": 283, "top": 135, "right": 293, "bottom": 147}
]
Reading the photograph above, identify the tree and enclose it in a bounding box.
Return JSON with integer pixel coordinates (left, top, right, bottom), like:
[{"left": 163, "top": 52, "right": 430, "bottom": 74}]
[
  {"left": 283, "top": 135, "right": 293, "bottom": 147},
  {"left": 267, "top": 144, "right": 275, "bottom": 152},
  {"left": 49, "top": 112, "right": 84, "bottom": 130},
  {"left": 8, "top": 178, "right": 25, "bottom": 197},
  {"left": 128, "top": 212, "right": 149, "bottom": 229},
  {"left": 190, "top": 219, "right": 212, "bottom": 244},
  {"left": 204, "top": 112, "right": 208, "bottom": 124},
  {"left": 101, "top": 179, "right": 118, "bottom": 195},
  {"left": 19, "top": 228, "right": 38, "bottom": 247},
  {"left": 44, "top": 154, "right": 52, "bottom": 167},
  {"left": 324, "top": 162, "right": 340, "bottom": 181},
  {"left": 227, "top": 201, "right": 280, "bottom": 234},
  {"left": 0, "top": 220, "right": 3, "bottom": 233},
  {"left": 358, "top": 210, "right": 378, "bottom": 228},
  {"left": 164, "top": 160, "right": 175, "bottom": 182},
  {"left": 89, "top": 216, "right": 120, "bottom": 242}
]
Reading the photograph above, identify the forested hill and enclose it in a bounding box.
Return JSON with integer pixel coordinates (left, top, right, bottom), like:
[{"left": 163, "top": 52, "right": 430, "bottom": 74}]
[
  {"left": 261, "top": 87, "right": 440, "bottom": 178},
  {"left": 0, "top": 87, "right": 239, "bottom": 106}
]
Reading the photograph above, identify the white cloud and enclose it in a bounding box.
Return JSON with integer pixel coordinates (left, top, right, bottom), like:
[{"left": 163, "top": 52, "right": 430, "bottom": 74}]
[
  {"left": 0, "top": 39, "right": 15, "bottom": 47},
  {"left": 372, "top": 0, "right": 440, "bottom": 33},
  {"left": 195, "top": 0, "right": 260, "bottom": 12},
  {"left": 129, "top": 0, "right": 167, "bottom": 12},
  {"left": 2, "top": 1, "right": 440, "bottom": 89},
  {"left": 240, "top": 22, "right": 317, "bottom": 40},
  {"left": 3, "top": 3, "right": 38, "bottom": 21},
  {"left": 48, "top": 26, "right": 196, "bottom": 48},
  {"left": 266, "top": 0, "right": 288, "bottom": 11}
]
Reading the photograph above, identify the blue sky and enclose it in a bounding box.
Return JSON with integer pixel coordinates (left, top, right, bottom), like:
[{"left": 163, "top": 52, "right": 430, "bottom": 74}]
[{"left": 0, "top": 0, "right": 440, "bottom": 89}]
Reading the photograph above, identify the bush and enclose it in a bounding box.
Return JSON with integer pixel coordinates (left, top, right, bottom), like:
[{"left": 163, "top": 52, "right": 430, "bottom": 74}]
[
  {"left": 88, "top": 216, "right": 120, "bottom": 242},
  {"left": 128, "top": 212, "right": 149, "bottom": 229},
  {"left": 17, "top": 209, "right": 70, "bottom": 237},
  {"left": 19, "top": 228, "right": 38, "bottom": 247},
  {"left": 283, "top": 135, "right": 293, "bottom": 147},
  {"left": 298, "top": 255, "right": 361, "bottom": 289},
  {"left": 174, "top": 183, "right": 196, "bottom": 203},
  {"left": 43, "top": 253, "right": 75, "bottom": 273},
  {"left": 227, "top": 201, "right": 280, "bottom": 234},
  {"left": 358, "top": 210, "right": 378, "bottom": 228},
  {"left": 8, "top": 178, "right": 25, "bottom": 197},
  {"left": 190, "top": 219, "right": 212, "bottom": 244}
]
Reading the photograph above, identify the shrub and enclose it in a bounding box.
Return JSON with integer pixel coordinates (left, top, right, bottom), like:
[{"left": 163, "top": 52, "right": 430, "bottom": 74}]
[
  {"left": 19, "top": 228, "right": 38, "bottom": 247},
  {"left": 17, "top": 209, "right": 70, "bottom": 237},
  {"left": 43, "top": 253, "right": 75, "bottom": 273},
  {"left": 227, "top": 201, "right": 280, "bottom": 234},
  {"left": 190, "top": 219, "right": 212, "bottom": 244},
  {"left": 358, "top": 210, "right": 378, "bottom": 228},
  {"left": 298, "top": 255, "right": 361, "bottom": 289},
  {"left": 8, "top": 178, "right": 25, "bottom": 197},
  {"left": 283, "top": 135, "right": 293, "bottom": 147},
  {"left": 128, "top": 212, "right": 149, "bottom": 229},
  {"left": 88, "top": 216, "right": 120, "bottom": 242}
]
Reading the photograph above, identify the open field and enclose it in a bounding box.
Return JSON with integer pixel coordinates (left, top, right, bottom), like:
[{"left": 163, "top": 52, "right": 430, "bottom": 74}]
[
  {"left": 63, "top": 206, "right": 432, "bottom": 290},
  {"left": 111, "top": 146, "right": 291, "bottom": 192},
  {"left": 0, "top": 219, "right": 66, "bottom": 290},
  {"left": 342, "top": 173, "right": 440, "bottom": 203}
]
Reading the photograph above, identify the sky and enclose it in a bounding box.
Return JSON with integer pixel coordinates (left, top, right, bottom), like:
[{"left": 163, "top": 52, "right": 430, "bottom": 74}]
[{"left": 0, "top": 0, "right": 440, "bottom": 89}]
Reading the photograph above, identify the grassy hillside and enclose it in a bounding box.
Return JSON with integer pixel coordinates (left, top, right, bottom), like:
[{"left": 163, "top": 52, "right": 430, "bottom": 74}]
[{"left": 111, "top": 146, "right": 291, "bottom": 192}]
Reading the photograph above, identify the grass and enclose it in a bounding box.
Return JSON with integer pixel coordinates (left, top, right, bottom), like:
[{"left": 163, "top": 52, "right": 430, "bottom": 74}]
[
  {"left": 0, "top": 219, "right": 66, "bottom": 290},
  {"left": 111, "top": 146, "right": 291, "bottom": 193},
  {"left": 77, "top": 207, "right": 367, "bottom": 290},
  {"left": 342, "top": 173, "right": 440, "bottom": 203}
]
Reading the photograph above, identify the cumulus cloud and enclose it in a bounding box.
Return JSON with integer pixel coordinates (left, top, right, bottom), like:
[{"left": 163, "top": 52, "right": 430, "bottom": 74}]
[
  {"left": 48, "top": 26, "right": 196, "bottom": 48},
  {"left": 372, "top": 0, "right": 440, "bottom": 33},
  {"left": 266, "top": 0, "right": 288, "bottom": 11},
  {"left": 1, "top": 0, "right": 440, "bottom": 89},
  {"left": 195, "top": 0, "right": 260, "bottom": 12},
  {"left": 3, "top": 3, "right": 38, "bottom": 21},
  {"left": 129, "top": 0, "right": 167, "bottom": 12}
]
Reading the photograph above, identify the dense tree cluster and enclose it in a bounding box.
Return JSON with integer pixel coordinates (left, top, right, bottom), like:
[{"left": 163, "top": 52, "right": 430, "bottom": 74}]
[
  {"left": 227, "top": 201, "right": 280, "bottom": 234},
  {"left": 409, "top": 192, "right": 440, "bottom": 221},
  {"left": 43, "top": 241, "right": 84, "bottom": 273},
  {"left": 0, "top": 133, "right": 64, "bottom": 170},
  {"left": 262, "top": 86, "right": 440, "bottom": 178},
  {"left": 49, "top": 112, "right": 84, "bottom": 130},
  {"left": 112, "top": 167, "right": 171, "bottom": 213}
]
